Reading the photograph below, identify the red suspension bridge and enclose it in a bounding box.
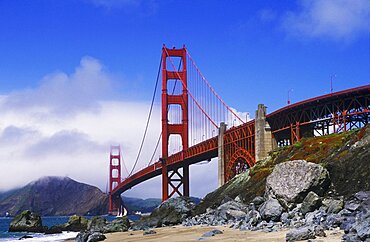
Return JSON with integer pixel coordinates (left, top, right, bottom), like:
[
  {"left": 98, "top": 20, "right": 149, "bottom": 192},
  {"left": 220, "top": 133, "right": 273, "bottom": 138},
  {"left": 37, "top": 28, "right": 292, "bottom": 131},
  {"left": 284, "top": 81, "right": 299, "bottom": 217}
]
[{"left": 108, "top": 46, "right": 370, "bottom": 214}]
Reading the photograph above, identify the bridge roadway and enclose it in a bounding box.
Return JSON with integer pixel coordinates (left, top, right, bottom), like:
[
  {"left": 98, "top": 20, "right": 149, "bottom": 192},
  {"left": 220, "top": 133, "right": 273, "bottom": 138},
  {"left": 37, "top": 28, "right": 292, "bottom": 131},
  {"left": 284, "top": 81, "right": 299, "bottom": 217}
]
[{"left": 112, "top": 84, "right": 370, "bottom": 197}]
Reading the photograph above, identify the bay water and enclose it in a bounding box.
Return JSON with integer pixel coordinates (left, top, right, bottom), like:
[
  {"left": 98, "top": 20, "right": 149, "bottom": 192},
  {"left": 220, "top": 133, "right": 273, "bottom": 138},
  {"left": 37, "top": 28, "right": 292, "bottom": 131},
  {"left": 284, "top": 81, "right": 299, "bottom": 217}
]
[{"left": 0, "top": 215, "right": 139, "bottom": 241}]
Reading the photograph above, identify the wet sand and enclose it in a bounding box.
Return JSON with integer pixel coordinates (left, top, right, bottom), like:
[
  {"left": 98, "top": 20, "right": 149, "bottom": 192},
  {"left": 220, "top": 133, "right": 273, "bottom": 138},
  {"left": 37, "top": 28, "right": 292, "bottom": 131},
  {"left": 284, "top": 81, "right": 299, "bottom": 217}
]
[{"left": 98, "top": 225, "right": 344, "bottom": 242}]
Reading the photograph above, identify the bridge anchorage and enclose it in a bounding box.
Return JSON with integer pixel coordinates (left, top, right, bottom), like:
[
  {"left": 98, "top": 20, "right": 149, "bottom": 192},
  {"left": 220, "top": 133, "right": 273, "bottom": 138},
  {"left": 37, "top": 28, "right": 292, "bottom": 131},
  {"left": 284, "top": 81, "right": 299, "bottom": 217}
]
[{"left": 108, "top": 45, "right": 370, "bottom": 214}]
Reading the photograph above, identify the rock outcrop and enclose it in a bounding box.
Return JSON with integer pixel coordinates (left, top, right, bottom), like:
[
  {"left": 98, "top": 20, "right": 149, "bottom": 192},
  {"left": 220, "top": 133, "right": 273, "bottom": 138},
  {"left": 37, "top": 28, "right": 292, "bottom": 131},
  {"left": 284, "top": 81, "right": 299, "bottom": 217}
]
[
  {"left": 183, "top": 156, "right": 369, "bottom": 241},
  {"left": 64, "top": 215, "right": 89, "bottom": 231},
  {"left": 8, "top": 210, "right": 46, "bottom": 233},
  {"left": 75, "top": 216, "right": 129, "bottom": 242},
  {"left": 133, "top": 197, "right": 195, "bottom": 230},
  {"left": 265, "top": 160, "right": 330, "bottom": 208},
  {"left": 75, "top": 231, "right": 106, "bottom": 242}
]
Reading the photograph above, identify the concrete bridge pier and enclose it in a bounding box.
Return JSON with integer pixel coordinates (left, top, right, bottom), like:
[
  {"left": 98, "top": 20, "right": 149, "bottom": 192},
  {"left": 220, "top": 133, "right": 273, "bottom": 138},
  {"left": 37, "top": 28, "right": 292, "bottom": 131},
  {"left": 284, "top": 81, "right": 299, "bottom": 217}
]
[
  {"left": 218, "top": 122, "right": 226, "bottom": 187},
  {"left": 255, "top": 104, "right": 275, "bottom": 162}
]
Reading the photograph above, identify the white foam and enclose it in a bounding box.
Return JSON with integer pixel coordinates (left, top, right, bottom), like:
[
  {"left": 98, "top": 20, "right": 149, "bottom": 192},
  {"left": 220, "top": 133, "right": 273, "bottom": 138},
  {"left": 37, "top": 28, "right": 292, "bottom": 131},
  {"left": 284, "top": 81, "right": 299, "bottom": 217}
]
[{"left": 3, "top": 231, "right": 78, "bottom": 242}]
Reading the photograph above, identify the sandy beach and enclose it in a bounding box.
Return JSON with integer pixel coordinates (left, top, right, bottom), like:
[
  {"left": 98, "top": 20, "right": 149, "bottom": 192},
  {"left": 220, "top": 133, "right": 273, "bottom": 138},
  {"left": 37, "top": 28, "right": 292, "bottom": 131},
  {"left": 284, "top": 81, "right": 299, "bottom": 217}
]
[{"left": 92, "top": 225, "right": 344, "bottom": 242}]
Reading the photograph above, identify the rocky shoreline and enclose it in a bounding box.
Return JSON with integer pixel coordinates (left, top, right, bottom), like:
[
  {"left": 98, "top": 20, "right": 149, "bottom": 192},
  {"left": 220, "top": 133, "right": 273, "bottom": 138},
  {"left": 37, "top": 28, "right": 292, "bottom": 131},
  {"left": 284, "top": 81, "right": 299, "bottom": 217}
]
[
  {"left": 130, "top": 160, "right": 369, "bottom": 241},
  {"left": 8, "top": 211, "right": 130, "bottom": 241},
  {"left": 9, "top": 160, "right": 369, "bottom": 241}
]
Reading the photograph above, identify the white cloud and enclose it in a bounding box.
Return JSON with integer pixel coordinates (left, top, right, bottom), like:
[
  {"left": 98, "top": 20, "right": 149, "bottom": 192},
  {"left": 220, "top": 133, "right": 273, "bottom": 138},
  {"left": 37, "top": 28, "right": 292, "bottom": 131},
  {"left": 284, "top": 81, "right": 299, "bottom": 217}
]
[
  {"left": 3, "top": 56, "right": 112, "bottom": 116},
  {"left": 0, "top": 57, "right": 159, "bottom": 194},
  {"left": 0, "top": 56, "right": 221, "bottom": 199},
  {"left": 282, "top": 0, "right": 370, "bottom": 40}
]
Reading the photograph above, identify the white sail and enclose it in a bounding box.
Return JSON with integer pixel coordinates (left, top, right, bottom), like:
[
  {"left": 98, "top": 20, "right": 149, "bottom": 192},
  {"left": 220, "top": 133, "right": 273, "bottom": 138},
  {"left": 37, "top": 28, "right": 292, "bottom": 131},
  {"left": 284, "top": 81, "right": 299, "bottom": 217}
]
[{"left": 116, "top": 206, "right": 127, "bottom": 218}]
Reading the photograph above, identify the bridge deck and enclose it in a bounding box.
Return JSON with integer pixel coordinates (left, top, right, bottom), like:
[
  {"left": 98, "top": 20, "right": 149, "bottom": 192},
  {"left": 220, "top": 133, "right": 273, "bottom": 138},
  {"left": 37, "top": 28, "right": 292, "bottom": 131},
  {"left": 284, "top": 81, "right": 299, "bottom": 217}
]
[{"left": 112, "top": 137, "right": 218, "bottom": 195}]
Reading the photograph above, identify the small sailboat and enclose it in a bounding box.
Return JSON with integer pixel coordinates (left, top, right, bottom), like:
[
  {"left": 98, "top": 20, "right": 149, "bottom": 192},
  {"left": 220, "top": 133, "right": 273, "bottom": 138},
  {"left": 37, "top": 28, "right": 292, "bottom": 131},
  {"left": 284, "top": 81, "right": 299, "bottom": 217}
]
[
  {"left": 116, "top": 206, "right": 127, "bottom": 218},
  {"left": 5, "top": 212, "right": 10, "bottom": 217}
]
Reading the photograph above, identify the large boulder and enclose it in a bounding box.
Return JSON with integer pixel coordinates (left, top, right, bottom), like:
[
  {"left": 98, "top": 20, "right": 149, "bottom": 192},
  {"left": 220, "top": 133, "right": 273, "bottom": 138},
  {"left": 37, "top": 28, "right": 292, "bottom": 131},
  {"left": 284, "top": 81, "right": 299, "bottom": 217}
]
[
  {"left": 8, "top": 210, "right": 46, "bottom": 233},
  {"left": 286, "top": 226, "right": 316, "bottom": 242},
  {"left": 103, "top": 217, "right": 130, "bottom": 233},
  {"left": 258, "top": 198, "right": 283, "bottom": 222},
  {"left": 265, "top": 160, "right": 330, "bottom": 208},
  {"left": 214, "top": 200, "right": 248, "bottom": 221},
  {"left": 87, "top": 216, "right": 108, "bottom": 233},
  {"left": 133, "top": 197, "right": 195, "bottom": 229},
  {"left": 76, "top": 231, "right": 106, "bottom": 242},
  {"left": 64, "top": 215, "right": 88, "bottom": 231}
]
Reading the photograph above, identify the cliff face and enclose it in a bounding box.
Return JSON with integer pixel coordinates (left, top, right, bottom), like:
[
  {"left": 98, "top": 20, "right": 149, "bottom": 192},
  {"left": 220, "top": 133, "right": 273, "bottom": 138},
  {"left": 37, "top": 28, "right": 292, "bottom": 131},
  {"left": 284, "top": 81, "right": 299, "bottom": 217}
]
[{"left": 0, "top": 176, "right": 108, "bottom": 216}]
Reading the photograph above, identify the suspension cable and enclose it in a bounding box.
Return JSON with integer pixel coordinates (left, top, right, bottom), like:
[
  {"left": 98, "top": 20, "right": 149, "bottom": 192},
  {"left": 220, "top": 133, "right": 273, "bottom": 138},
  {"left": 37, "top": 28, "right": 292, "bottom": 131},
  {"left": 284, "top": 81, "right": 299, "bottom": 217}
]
[
  {"left": 121, "top": 154, "right": 130, "bottom": 177},
  {"left": 147, "top": 59, "right": 183, "bottom": 166},
  {"left": 186, "top": 49, "right": 245, "bottom": 124},
  {"left": 164, "top": 48, "right": 219, "bottom": 128},
  {"left": 148, "top": 133, "right": 161, "bottom": 166},
  {"left": 128, "top": 56, "right": 162, "bottom": 176}
]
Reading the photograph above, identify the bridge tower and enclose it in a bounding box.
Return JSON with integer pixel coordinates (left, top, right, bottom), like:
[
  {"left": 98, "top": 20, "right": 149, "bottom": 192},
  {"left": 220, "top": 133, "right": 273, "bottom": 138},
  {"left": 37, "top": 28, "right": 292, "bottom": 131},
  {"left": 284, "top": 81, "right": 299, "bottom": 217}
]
[
  {"left": 108, "top": 145, "right": 122, "bottom": 215},
  {"left": 161, "top": 46, "right": 189, "bottom": 201}
]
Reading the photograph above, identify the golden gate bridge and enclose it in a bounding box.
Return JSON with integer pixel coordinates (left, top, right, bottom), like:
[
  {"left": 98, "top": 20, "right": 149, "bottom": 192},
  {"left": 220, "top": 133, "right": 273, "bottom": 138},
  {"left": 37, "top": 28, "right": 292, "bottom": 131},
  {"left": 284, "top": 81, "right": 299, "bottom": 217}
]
[{"left": 108, "top": 45, "right": 370, "bottom": 215}]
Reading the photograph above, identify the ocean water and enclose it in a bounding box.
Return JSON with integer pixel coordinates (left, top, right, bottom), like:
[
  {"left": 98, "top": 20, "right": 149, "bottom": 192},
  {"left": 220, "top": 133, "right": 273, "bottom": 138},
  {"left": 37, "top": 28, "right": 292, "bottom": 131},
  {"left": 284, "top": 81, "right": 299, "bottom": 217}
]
[{"left": 0, "top": 215, "right": 137, "bottom": 242}]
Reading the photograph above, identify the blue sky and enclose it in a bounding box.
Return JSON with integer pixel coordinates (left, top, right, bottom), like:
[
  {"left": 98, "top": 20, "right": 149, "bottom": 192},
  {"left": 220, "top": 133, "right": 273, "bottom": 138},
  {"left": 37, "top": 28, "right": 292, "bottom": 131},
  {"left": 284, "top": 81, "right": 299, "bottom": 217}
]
[
  {"left": 0, "top": 0, "right": 369, "bottom": 198},
  {"left": 1, "top": 0, "right": 369, "bottom": 110}
]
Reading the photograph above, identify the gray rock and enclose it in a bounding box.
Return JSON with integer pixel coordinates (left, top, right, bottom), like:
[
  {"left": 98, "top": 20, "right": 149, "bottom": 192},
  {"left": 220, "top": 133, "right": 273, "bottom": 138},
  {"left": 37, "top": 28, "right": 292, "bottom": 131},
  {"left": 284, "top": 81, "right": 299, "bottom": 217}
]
[
  {"left": 301, "top": 192, "right": 322, "bottom": 215},
  {"left": 103, "top": 217, "right": 130, "bottom": 233},
  {"left": 352, "top": 210, "right": 370, "bottom": 240},
  {"left": 143, "top": 230, "right": 157, "bottom": 235},
  {"left": 340, "top": 216, "right": 356, "bottom": 233},
  {"left": 345, "top": 201, "right": 361, "bottom": 211},
  {"left": 323, "top": 198, "right": 344, "bottom": 214},
  {"left": 325, "top": 214, "right": 342, "bottom": 228},
  {"left": 247, "top": 210, "right": 261, "bottom": 226},
  {"left": 259, "top": 198, "right": 283, "bottom": 222},
  {"left": 45, "top": 225, "right": 63, "bottom": 234},
  {"left": 305, "top": 210, "right": 321, "bottom": 226},
  {"left": 313, "top": 225, "right": 326, "bottom": 237},
  {"left": 355, "top": 191, "right": 370, "bottom": 201},
  {"left": 251, "top": 196, "right": 265, "bottom": 206},
  {"left": 86, "top": 232, "right": 106, "bottom": 242},
  {"left": 75, "top": 231, "right": 90, "bottom": 242},
  {"left": 216, "top": 200, "right": 248, "bottom": 221},
  {"left": 265, "top": 160, "right": 330, "bottom": 209},
  {"left": 8, "top": 210, "right": 46, "bottom": 233},
  {"left": 133, "top": 197, "right": 195, "bottom": 230},
  {"left": 342, "top": 233, "right": 360, "bottom": 241},
  {"left": 234, "top": 195, "right": 243, "bottom": 203},
  {"left": 202, "top": 229, "right": 223, "bottom": 237},
  {"left": 280, "top": 212, "right": 290, "bottom": 225},
  {"left": 286, "top": 226, "right": 316, "bottom": 242},
  {"left": 64, "top": 215, "right": 88, "bottom": 232},
  {"left": 87, "top": 216, "right": 108, "bottom": 233}
]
